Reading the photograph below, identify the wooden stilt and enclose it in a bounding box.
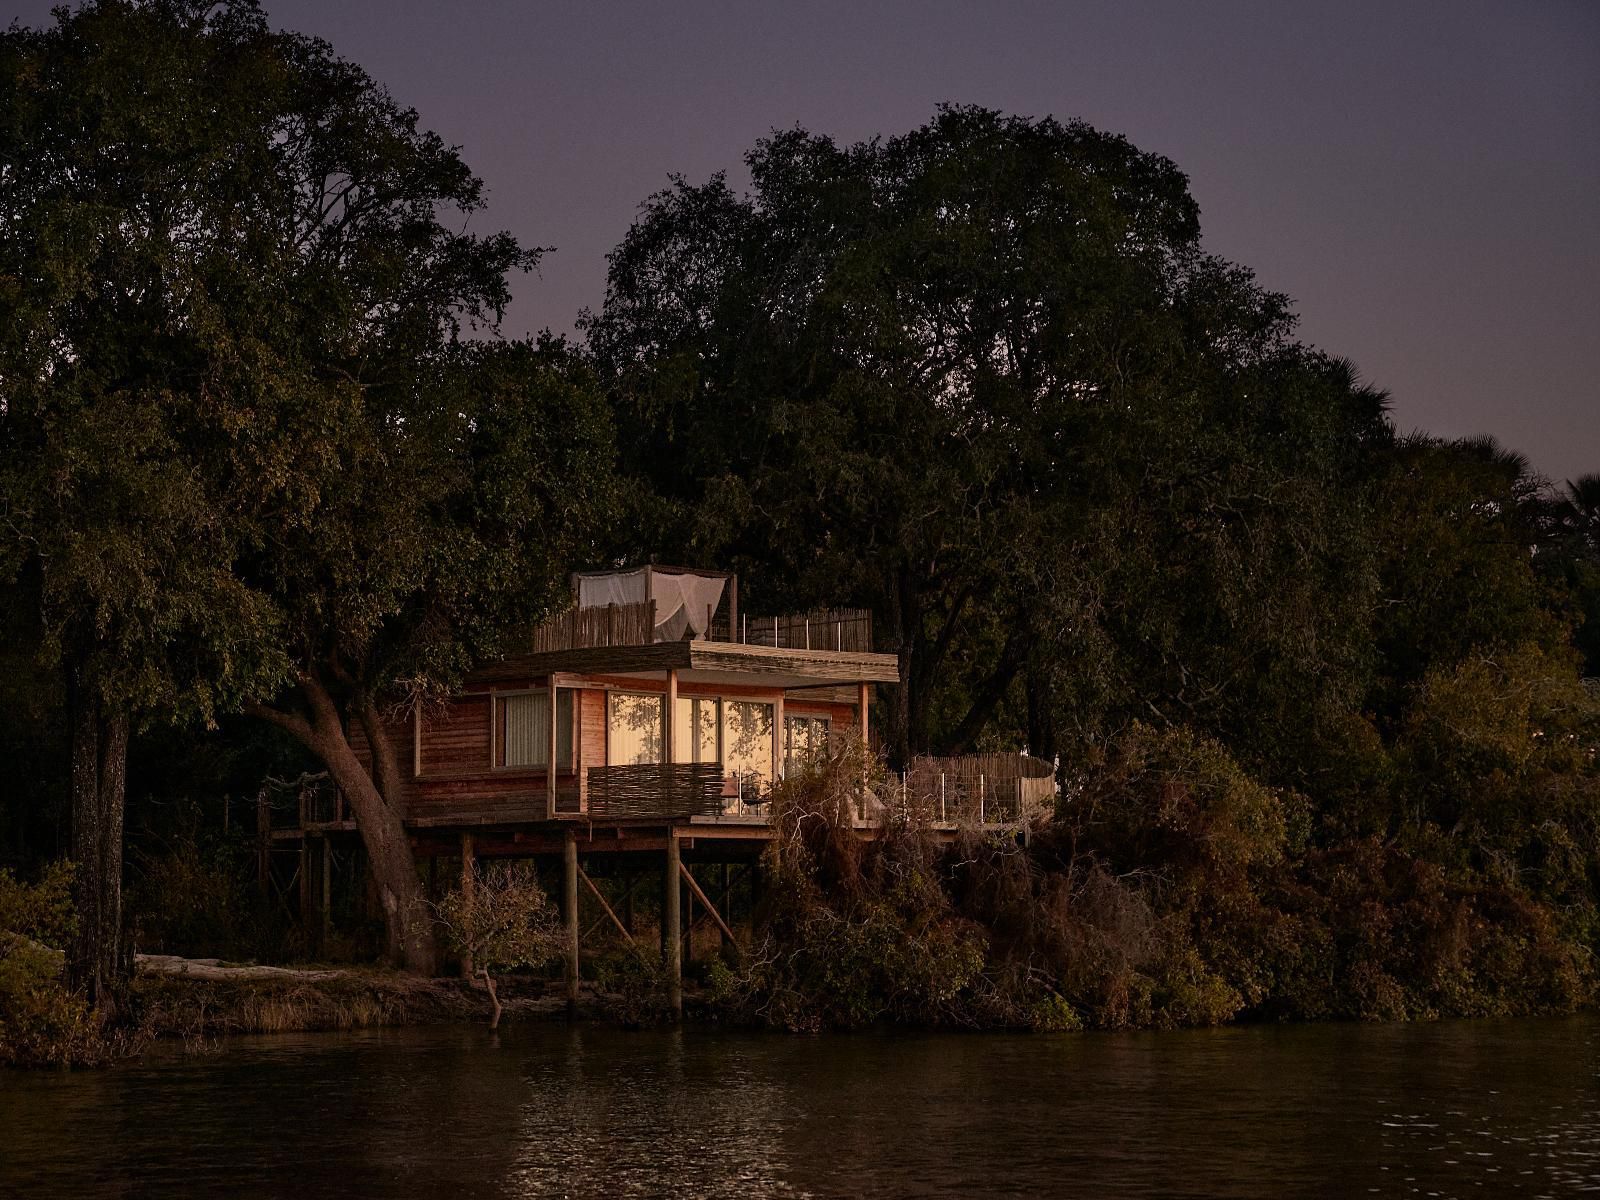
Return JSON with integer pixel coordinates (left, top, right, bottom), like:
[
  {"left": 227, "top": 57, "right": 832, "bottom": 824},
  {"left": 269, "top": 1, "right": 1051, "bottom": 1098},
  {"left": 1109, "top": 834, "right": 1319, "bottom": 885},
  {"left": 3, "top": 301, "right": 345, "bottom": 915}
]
[
  {"left": 256, "top": 788, "right": 271, "bottom": 899},
  {"left": 564, "top": 832, "right": 580, "bottom": 1016},
  {"left": 664, "top": 830, "right": 682, "bottom": 1019},
  {"left": 298, "top": 835, "right": 311, "bottom": 932},
  {"left": 320, "top": 836, "right": 332, "bottom": 952}
]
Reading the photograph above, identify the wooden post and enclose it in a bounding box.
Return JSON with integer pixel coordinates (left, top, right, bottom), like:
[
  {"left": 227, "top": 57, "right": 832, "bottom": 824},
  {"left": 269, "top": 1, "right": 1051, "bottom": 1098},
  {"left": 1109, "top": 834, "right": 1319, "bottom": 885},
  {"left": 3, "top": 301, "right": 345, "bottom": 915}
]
[
  {"left": 320, "top": 836, "right": 332, "bottom": 952},
  {"left": 857, "top": 681, "right": 870, "bottom": 749},
  {"left": 727, "top": 574, "right": 738, "bottom": 644},
  {"left": 460, "top": 832, "right": 475, "bottom": 978},
  {"left": 547, "top": 674, "right": 559, "bottom": 818},
  {"left": 255, "top": 788, "right": 271, "bottom": 899},
  {"left": 664, "top": 831, "right": 682, "bottom": 1019},
  {"left": 773, "top": 692, "right": 784, "bottom": 784},
  {"left": 298, "top": 835, "right": 311, "bottom": 932},
  {"left": 665, "top": 668, "right": 678, "bottom": 766},
  {"left": 564, "top": 832, "right": 580, "bottom": 1016}
]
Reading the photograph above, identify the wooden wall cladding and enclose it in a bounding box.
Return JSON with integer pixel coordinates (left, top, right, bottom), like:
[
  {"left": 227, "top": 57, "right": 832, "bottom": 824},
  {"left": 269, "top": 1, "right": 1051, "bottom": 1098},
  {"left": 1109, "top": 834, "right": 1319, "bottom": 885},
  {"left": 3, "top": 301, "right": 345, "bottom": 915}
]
[{"left": 419, "top": 694, "right": 491, "bottom": 775}]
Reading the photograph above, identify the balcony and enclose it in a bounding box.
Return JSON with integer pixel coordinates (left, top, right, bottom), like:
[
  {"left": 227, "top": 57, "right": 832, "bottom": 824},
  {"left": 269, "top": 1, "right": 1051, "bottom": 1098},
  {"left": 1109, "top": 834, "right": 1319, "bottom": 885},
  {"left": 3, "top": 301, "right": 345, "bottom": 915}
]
[{"left": 532, "top": 566, "right": 873, "bottom": 654}]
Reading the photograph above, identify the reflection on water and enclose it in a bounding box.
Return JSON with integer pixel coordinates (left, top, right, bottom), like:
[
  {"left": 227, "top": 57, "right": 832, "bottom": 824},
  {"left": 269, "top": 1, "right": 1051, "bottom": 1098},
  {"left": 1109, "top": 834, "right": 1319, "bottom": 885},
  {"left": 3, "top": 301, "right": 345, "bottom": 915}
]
[{"left": 2, "top": 1016, "right": 1596, "bottom": 1198}]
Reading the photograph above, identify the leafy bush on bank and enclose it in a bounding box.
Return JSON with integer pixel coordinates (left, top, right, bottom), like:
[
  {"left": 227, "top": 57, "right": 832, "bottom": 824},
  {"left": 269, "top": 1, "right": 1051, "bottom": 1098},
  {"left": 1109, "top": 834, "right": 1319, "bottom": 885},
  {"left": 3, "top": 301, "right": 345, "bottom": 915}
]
[
  {"left": 710, "top": 694, "right": 1599, "bottom": 1033},
  {"left": 0, "top": 864, "right": 110, "bottom": 1068}
]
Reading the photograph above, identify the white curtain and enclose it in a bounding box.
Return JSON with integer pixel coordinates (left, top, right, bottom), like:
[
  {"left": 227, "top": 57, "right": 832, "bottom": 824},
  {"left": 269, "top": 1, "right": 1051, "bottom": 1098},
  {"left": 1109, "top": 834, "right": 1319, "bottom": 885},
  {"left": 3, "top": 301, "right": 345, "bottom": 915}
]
[
  {"left": 649, "top": 572, "right": 726, "bottom": 640},
  {"left": 577, "top": 568, "right": 648, "bottom": 610}
]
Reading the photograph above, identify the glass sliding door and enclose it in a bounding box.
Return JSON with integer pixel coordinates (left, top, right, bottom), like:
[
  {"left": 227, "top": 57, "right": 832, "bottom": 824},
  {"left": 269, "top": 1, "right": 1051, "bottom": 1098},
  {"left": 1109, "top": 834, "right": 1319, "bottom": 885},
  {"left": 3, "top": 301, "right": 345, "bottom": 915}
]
[
  {"left": 783, "top": 713, "right": 830, "bottom": 776},
  {"left": 721, "top": 700, "right": 773, "bottom": 797},
  {"left": 673, "top": 696, "right": 720, "bottom": 763},
  {"left": 607, "top": 692, "right": 665, "bottom": 765}
]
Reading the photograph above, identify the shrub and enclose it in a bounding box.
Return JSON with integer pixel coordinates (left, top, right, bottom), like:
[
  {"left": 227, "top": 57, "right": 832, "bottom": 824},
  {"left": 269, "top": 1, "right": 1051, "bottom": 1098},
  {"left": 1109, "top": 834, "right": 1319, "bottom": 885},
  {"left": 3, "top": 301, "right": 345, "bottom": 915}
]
[
  {"left": 434, "top": 861, "right": 564, "bottom": 1028},
  {"left": 0, "top": 863, "right": 113, "bottom": 1068}
]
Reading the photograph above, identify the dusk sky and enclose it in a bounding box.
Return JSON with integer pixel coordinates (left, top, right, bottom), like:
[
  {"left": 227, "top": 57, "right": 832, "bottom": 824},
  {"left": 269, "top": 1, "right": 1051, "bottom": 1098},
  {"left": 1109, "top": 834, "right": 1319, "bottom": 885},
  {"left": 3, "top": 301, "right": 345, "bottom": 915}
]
[{"left": 14, "top": 0, "right": 1598, "bottom": 482}]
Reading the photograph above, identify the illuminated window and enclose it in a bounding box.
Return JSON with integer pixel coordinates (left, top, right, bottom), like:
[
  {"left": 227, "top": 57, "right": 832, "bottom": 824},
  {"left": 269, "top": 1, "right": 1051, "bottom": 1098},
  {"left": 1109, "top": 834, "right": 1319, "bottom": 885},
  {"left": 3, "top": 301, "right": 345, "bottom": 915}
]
[
  {"left": 674, "top": 696, "right": 720, "bottom": 763},
  {"left": 608, "top": 692, "right": 665, "bottom": 765},
  {"left": 722, "top": 700, "right": 773, "bottom": 789},
  {"left": 784, "top": 714, "right": 830, "bottom": 775}
]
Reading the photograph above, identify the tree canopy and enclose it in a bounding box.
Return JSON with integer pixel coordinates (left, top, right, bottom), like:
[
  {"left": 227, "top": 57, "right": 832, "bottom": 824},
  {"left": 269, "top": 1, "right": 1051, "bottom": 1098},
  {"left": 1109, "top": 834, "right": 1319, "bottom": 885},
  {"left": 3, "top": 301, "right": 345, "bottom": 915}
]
[
  {"left": 586, "top": 106, "right": 1391, "bottom": 770},
  {"left": 0, "top": 0, "right": 613, "bottom": 979}
]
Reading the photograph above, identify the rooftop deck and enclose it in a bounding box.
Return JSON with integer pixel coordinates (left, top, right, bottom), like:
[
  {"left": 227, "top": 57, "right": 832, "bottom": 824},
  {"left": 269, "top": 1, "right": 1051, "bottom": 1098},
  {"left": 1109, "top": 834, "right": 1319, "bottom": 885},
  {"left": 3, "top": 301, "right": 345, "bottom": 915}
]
[{"left": 534, "top": 566, "right": 874, "bottom": 655}]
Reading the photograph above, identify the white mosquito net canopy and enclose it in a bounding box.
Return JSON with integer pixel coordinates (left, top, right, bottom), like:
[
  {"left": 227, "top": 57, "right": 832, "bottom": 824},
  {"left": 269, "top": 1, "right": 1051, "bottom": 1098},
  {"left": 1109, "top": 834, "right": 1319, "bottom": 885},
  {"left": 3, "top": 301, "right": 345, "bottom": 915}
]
[{"left": 576, "top": 568, "right": 727, "bottom": 642}]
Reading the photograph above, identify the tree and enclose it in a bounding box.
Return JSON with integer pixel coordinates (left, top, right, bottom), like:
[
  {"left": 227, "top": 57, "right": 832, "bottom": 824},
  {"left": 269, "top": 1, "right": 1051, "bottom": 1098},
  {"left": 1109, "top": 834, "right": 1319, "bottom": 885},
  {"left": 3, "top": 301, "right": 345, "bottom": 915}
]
[
  {"left": 0, "top": 1, "right": 593, "bottom": 981},
  {"left": 0, "top": 0, "right": 304, "bottom": 1005},
  {"left": 241, "top": 340, "right": 617, "bottom": 972},
  {"left": 434, "top": 861, "right": 564, "bottom": 1029},
  {"left": 585, "top": 107, "right": 1387, "bottom": 767}
]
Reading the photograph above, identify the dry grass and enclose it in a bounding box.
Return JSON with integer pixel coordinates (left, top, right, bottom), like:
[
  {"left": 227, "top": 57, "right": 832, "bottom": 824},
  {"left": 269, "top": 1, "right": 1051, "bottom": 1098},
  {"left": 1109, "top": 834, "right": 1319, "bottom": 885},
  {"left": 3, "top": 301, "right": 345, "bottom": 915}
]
[{"left": 131, "top": 968, "right": 485, "bottom": 1041}]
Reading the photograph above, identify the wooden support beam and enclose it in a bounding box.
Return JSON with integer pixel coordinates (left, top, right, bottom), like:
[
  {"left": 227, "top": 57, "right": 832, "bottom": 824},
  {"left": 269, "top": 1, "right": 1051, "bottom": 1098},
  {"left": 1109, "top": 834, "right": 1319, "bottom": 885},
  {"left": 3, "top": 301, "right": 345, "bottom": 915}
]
[
  {"left": 564, "top": 832, "right": 580, "bottom": 1015},
  {"left": 679, "top": 861, "right": 738, "bottom": 949},
  {"left": 578, "top": 864, "right": 639, "bottom": 950},
  {"left": 320, "top": 837, "right": 332, "bottom": 952},
  {"left": 858, "top": 681, "right": 870, "bottom": 748},
  {"left": 298, "top": 835, "right": 311, "bottom": 932},
  {"left": 664, "top": 831, "right": 682, "bottom": 1019},
  {"left": 664, "top": 667, "right": 677, "bottom": 765},
  {"left": 773, "top": 691, "right": 784, "bottom": 784},
  {"left": 547, "top": 675, "right": 558, "bottom": 819},
  {"left": 256, "top": 789, "right": 271, "bottom": 899},
  {"left": 583, "top": 869, "right": 648, "bottom": 941}
]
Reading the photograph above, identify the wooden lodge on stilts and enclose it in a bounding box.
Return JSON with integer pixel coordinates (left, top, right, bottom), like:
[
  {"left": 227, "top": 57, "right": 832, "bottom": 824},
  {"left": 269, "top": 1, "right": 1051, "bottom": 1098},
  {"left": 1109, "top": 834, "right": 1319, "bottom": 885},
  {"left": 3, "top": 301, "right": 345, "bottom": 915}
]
[{"left": 261, "top": 566, "right": 1055, "bottom": 1017}]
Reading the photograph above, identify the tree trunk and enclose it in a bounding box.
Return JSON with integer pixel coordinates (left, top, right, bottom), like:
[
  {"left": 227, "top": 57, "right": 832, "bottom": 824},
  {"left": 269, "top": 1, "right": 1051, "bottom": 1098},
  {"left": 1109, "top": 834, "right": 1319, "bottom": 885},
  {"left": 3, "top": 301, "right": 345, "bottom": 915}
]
[
  {"left": 356, "top": 695, "right": 406, "bottom": 808},
  {"left": 478, "top": 967, "right": 502, "bottom": 1030},
  {"left": 67, "top": 674, "right": 129, "bottom": 1016},
  {"left": 249, "top": 675, "right": 437, "bottom": 975}
]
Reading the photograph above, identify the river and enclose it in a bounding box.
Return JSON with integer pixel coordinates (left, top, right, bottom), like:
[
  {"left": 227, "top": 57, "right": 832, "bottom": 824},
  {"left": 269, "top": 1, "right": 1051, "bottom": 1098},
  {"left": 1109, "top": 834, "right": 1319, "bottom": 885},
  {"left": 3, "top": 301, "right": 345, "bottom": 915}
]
[{"left": 3, "top": 1016, "right": 1596, "bottom": 1197}]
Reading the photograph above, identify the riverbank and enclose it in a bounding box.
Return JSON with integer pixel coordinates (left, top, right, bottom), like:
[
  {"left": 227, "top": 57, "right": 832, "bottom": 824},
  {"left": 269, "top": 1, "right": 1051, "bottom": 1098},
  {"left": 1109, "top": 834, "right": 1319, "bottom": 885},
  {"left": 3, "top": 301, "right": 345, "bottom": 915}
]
[{"left": 130, "top": 954, "right": 580, "bottom": 1043}]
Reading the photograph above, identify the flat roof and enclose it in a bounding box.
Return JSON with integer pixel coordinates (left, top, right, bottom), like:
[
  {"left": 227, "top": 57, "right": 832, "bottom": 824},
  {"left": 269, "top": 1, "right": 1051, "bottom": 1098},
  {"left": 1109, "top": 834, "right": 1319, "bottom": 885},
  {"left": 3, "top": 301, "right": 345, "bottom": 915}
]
[{"left": 470, "top": 638, "right": 899, "bottom": 689}]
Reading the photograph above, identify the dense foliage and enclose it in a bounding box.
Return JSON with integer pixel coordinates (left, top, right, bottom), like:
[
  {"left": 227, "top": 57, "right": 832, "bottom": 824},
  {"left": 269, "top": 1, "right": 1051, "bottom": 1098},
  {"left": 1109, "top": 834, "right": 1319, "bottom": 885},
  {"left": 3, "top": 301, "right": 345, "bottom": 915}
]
[
  {"left": 1, "top": 7, "right": 1596, "bottom": 1049},
  {"left": 606, "top": 110, "right": 1600, "bottom": 1030},
  {"left": 0, "top": 0, "right": 617, "bottom": 983}
]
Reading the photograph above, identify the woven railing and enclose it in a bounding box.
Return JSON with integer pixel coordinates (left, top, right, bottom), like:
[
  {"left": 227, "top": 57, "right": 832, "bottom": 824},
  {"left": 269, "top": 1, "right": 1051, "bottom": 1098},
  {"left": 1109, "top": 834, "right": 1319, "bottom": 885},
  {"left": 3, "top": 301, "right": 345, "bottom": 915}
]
[
  {"left": 532, "top": 599, "right": 656, "bottom": 652},
  {"left": 585, "top": 763, "right": 726, "bottom": 819}
]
